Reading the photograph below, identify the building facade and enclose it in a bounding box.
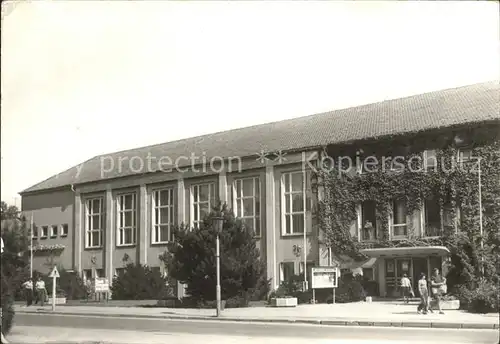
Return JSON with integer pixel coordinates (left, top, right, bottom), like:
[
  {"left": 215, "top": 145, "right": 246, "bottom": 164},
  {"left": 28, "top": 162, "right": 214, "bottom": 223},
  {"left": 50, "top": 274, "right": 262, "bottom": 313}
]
[{"left": 20, "top": 82, "right": 500, "bottom": 296}]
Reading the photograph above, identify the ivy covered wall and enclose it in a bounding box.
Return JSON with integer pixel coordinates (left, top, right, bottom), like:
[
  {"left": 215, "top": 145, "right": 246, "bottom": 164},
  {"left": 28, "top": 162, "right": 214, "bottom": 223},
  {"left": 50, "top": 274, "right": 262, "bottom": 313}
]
[{"left": 315, "top": 122, "right": 500, "bottom": 287}]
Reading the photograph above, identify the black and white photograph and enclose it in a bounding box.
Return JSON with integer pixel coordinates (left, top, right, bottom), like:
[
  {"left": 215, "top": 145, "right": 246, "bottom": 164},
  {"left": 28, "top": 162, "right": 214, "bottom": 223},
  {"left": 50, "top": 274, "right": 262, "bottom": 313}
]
[{"left": 1, "top": 1, "right": 499, "bottom": 343}]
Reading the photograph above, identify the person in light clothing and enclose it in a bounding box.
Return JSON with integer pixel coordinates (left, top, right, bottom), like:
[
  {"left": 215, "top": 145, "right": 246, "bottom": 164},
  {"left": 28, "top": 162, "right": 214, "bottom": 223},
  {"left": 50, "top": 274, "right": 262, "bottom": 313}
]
[
  {"left": 417, "top": 273, "right": 430, "bottom": 314},
  {"left": 35, "top": 277, "right": 47, "bottom": 307},
  {"left": 22, "top": 279, "right": 34, "bottom": 307},
  {"left": 430, "top": 268, "right": 446, "bottom": 314},
  {"left": 400, "top": 274, "right": 412, "bottom": 304}
]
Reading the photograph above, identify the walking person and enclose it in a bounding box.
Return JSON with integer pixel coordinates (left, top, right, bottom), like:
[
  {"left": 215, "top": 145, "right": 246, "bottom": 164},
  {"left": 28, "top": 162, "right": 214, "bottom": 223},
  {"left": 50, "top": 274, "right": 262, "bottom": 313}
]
[
  {"left": 22, "top": 278, "right": 34, "bottom": 307},
  {"left": 430, "top": 268, "right": 446, "bottom": 314},
  {"left": 35, "top": 276, "right": 47, "bottom": 307},
  {"left": 417, "top": 273, "right": 429, "bottom": 314},
  {"left": 400, "top": 274, "right": 413, "bottom": 304}
]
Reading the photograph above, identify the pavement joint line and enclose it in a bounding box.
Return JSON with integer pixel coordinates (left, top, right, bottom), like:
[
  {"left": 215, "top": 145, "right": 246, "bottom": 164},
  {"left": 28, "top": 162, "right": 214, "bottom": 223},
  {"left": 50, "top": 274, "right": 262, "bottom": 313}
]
[{"left": 15, "top": 310, "right": 498, "bottom": 330}]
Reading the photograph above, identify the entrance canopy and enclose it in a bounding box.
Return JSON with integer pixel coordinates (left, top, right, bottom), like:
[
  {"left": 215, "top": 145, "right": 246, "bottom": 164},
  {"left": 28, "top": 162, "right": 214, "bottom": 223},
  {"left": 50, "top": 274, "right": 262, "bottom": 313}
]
[
  {"left": 341, "top": 257, "right": 378, "bottom": 270},
  {"left": 360, "top": 246, "right": 450, "bottom": 258}
]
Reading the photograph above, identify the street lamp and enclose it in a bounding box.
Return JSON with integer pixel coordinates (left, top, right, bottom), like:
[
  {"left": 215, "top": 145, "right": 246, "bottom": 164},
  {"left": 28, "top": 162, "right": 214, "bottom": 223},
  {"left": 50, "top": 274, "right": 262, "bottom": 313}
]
[{"left": 212, "top": 214, "right": 224, "bottom": 317}]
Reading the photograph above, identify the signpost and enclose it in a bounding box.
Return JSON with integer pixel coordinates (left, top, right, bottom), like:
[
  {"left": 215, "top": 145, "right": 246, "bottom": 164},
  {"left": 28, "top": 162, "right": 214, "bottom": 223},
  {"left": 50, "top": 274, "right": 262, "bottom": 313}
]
[
  {"left": 48, "top": 266, "right": 60, "bottom": 312},
  {"left": 311, "top": 267, "right": 339, "bottom": 304},
  {"left": 93, "top": 277, "right": 110, "bottom": 301}
]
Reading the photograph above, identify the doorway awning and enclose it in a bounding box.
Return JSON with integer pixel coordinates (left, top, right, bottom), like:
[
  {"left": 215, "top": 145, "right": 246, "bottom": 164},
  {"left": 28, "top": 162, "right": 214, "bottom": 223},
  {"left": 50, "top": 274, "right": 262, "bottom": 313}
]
[
  {"left": 341, "top": 257, "right": 378, "bottom": 270},
  {"left": 360, "top": 246, "right": 450, "bottom": 258}
]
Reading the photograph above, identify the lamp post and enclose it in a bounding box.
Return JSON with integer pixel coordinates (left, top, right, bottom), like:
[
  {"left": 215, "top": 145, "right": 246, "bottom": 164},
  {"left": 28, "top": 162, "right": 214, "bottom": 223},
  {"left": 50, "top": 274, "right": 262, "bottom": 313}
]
[{"left": 212, "top": 214, "right": 224, "bottom": 317}]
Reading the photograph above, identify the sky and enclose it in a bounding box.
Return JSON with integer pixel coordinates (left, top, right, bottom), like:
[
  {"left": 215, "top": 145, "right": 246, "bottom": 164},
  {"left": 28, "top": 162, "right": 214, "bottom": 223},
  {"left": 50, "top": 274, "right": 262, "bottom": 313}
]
[{"left": 1, "top": 1, "right": 499, "bottom": 208}]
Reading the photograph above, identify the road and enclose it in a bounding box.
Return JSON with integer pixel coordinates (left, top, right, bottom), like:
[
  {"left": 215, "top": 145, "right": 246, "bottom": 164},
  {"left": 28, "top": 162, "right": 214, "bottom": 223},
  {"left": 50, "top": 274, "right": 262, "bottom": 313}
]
[{"left": 8, "top": 313, "right": 500, "bottom": 344}]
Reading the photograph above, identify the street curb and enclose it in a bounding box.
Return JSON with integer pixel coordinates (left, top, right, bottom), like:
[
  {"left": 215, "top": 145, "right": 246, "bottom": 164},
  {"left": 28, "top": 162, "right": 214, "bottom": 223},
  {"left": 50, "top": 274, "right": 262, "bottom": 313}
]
[{"left": 16, "top": 310, "right": 499, "bottom": 330}]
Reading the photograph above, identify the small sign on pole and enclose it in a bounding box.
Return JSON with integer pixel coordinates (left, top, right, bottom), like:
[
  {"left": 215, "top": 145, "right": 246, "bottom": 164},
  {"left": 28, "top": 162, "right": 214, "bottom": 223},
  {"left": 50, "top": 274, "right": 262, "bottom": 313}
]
[{"left": 48, "top": 266, "right": 60, "bottom": 311}]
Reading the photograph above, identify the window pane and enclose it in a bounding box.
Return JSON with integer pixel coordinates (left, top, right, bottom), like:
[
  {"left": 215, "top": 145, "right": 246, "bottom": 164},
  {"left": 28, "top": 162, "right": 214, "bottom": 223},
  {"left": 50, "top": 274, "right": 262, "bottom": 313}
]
[
  {"left": 154, "top": 208, "right": 159, "bottom": 225},
  {"left": 124, "top": 212, "right": 133, "bottom": 227},
  {"left": 160, "top": 190, "right": 170, "bottom": 206},
  {"left": 285, "top": 215, "right": 291, "bottom": 234},
  {"left": 283, "top": 262, "right": 294, "bottom": 281},
  {"left": 160, "top": 208, "right": 169, "bottom": 224},
  {"left": 127, "top": 195, "right": 135, "bottom": 209},
  {"left": 200, "top": 203, "right": 209, "bottom": 220},
  {"left": 292, "top": 214, "right": 304, "bottom": 233},
  {"left": 193, "top": 186, "right": 198, "bottom": 202},
  {"left": 255, "top": 217, "right": 260, "bottom": 236},
  {"left": 243, "top": 199, "right": 254, "bottom": 216},
  {"left": 242, "top": 179, "right": 254, "bottom": 197},
  {"left": 160, "top": 225, "right": 169, "bottom": 242},
  {"left": 362, "top": 201, "right": 377, "bottom": 226},
  {"left": 92, "top": 199, "right": 101, "bottom": 214},
  {"left": 255, "top": 198, "right": 260, "bottom": 216},
  {"left": 291, "top": 173, "right": 303, "bottom": 192},
  {"left": 284, "top": 174, "right": 290, "bottom": 192},
  {"left": 199, "top": 185, "right": 209, "bottom": 202},
  {"left": 92, "top": 215, "right": 101, "bottom": 230},
  {"left": 292, "top": 194, "right": 304, "bottom": 212},
  {"left": 169, "top": 206, "right": 175, "bottom": 225},
  {"left": 236, "top": 180, "right": 242, "bottom": 197},
  {"left": 285, "top": 195, "right": 291, "bottom": 213},
  {"left": 255, "top": 179, "right": 260, "bottom": 198},
  {"left": 393, "top": 200, "right": 406, "bottom": 224},
  {"left": 124, "top": 228, "right": 132, "bottom": 244},
  {"left": 425, "top": 198, "right": 440, "bottom": 227},
  {"left": 92, "top": 232, "right": 100, "bottom": 247},
  {"left": 243, "top": 218, "right": 254, "bottom": 231},
  {"left": 193, "top": 204, "right": 198, "bottom": 221},
  {"left": 87, "top": 231, "right": 92, "bottom": 247},
  {"left": 393, "top": 224, "right": 407, "bottom": 237}
]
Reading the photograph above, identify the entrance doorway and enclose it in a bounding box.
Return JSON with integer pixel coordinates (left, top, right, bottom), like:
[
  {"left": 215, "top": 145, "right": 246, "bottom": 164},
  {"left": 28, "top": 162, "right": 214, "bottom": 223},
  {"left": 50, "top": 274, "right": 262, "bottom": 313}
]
[
  {"left": 384, "top": 256, "right": 443, "bottom": 297},
  {"left": 396, "top": 258, "right": 412, "bottom": 297},
  {"left": 412, "top": 257, "right": 427, "bottom": 295}
]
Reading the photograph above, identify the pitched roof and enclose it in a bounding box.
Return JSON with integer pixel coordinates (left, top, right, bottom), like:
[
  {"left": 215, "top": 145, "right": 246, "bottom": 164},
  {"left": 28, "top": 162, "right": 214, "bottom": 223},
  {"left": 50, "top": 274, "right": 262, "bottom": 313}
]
[{"left": 21, "top": 81, "right": 500, "bottom": 194}]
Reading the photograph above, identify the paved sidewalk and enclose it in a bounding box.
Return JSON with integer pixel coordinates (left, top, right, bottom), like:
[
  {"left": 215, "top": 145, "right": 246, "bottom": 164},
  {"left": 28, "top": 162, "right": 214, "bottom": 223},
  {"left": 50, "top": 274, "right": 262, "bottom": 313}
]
[{"left": 14, "top": 302, "right": 499, "bottom": 330}]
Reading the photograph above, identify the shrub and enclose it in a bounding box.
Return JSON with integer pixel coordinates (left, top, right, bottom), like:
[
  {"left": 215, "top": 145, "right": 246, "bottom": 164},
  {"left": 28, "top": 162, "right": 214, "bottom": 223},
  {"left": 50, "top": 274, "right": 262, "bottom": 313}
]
[
  {"left": 110, "top": 263, "right": 169, "bottom": 300},
  {"left": 164, "top": 204, "right": 267, "bottom": 304},
  {"left": 328, "top": 275, "right": 366, "bottom": 303},
  {"left": 456, "top": 280, "right": 499, "bottom": 314},
  {"left": 1, "top": 295, "right": 15, "bottom": 335}
]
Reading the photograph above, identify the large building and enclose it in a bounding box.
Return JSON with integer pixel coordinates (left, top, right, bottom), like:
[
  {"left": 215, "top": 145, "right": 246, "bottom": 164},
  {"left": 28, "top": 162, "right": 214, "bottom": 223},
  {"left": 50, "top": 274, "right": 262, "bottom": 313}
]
[{"left": 20, "top": 81, "right": 500, "bottom": 297}]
